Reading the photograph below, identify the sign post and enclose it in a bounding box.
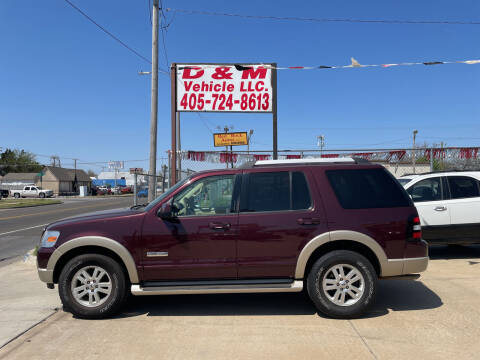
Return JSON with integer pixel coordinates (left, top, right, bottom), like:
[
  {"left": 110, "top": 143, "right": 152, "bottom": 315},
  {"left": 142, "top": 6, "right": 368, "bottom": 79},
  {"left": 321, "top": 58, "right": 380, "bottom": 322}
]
[{"left": 171, "top": 63, "right": 277, "bottom": 184}]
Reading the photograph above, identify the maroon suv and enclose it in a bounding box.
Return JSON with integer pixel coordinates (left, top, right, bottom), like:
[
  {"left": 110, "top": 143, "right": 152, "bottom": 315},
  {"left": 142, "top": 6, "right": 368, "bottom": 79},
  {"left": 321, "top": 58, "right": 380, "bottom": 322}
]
[{"left": 37, "top": 158, "right": 428, "bottom": 319}]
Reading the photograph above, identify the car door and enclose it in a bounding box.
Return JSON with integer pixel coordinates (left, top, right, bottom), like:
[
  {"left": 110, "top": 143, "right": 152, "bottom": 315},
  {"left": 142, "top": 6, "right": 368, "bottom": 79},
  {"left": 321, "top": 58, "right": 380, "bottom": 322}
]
[
  {"left": 406, "top": 176, "right": 450, "bottom": 243},
  {"left": 29, "top": 187, "right": 38, "bottom": 197},
  {"left": 141, "top": 173, "right": 240, "bottom": 281},
  {"left": 236, "top": 169, "right": 328, "bottom": 279},
  {"left": 443, "top": 175, "right": 480, "bottom": 243},
  {"left": 23, "top": 186, "right": 31, "bottom": 197}
]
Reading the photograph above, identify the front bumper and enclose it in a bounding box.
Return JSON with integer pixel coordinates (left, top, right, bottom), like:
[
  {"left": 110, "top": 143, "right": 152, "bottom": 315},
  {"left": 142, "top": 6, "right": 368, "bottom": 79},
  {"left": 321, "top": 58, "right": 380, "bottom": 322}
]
[{"left": 38, "top": 268, "right": 54, "bottom": 283}]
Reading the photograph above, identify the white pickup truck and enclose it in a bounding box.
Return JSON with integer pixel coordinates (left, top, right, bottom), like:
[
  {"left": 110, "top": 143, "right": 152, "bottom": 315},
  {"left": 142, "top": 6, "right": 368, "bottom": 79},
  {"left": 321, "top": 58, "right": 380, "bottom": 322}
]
[{"left": 11, "top": 186, "right": 54, "bottom": 199}]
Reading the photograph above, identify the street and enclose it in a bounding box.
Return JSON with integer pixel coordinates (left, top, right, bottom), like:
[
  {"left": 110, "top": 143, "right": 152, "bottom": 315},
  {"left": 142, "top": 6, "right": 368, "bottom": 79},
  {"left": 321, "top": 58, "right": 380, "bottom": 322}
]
[{"left": 0, "top": 197, "right": 134, "bottom": 265}]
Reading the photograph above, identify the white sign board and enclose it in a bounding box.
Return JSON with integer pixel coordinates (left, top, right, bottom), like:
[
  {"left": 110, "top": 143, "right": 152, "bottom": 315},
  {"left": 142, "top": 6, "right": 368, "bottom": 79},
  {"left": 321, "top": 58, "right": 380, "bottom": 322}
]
[
  {"left": 108, "top": 161, "right": 124, "bottom": 170},
  {"left": 176, "top": 64, "right": 273, "bottom": 112}
]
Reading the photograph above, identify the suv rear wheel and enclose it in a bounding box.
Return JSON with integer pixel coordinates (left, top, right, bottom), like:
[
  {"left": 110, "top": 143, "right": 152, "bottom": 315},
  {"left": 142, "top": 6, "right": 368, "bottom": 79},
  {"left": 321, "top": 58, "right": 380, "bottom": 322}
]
[
  {"left": 307, "top": 250, "right": 377, "bottom": 318},
  {"left": 58, "top": 254, "right": 128, "bottom": 319}
]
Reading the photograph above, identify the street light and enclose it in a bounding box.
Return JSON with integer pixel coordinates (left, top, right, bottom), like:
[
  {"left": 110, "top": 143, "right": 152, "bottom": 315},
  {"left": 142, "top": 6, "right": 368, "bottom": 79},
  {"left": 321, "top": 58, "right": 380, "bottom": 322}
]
[{"left": 317, "top": 135, "right": 325, "bottom": 156}]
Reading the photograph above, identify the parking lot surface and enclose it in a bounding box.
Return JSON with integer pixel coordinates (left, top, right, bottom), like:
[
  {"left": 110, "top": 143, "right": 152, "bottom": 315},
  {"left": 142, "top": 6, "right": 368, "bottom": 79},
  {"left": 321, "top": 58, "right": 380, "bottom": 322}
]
[{"left": 1, "top": 245, "right": 479, "bottom": 360}]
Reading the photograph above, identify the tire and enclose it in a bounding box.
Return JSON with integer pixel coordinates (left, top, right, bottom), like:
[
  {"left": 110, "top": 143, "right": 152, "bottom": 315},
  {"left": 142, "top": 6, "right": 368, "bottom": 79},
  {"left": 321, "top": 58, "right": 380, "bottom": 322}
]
[
  {"left": 58, "top": 254, "right": 128, "bottom": 319},
  {"left": 39, "top": 192, "right": 45, "bottom": 198},
  {"left": 307, "top": 250, "right": 377, "bottom": 319},
  {"left": 14, "top": 193, "right": 20, "bottom": 199}
]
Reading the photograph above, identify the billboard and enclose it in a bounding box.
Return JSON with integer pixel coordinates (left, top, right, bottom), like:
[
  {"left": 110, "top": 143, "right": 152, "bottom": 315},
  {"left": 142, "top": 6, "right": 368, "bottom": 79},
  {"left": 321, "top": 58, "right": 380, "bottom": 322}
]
[
  {"left": 214, "top": 132, "right": 248, "bottom": 147},
  {"left": 176, "top": 64, "right": 273, "bottom": 112}
]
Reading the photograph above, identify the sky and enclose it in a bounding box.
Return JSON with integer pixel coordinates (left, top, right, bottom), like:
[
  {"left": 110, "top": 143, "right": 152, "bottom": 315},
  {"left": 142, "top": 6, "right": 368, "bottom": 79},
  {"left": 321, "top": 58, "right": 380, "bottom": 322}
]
[{"left": 1, "top": 0, "right": 479, "bottom": 173}]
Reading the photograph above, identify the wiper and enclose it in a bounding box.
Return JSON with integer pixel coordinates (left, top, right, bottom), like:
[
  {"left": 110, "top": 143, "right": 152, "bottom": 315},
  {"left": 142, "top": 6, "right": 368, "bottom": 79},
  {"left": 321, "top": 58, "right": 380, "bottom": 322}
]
[{"left": 130, "top": 203, "right": 148, "bottom": 210}]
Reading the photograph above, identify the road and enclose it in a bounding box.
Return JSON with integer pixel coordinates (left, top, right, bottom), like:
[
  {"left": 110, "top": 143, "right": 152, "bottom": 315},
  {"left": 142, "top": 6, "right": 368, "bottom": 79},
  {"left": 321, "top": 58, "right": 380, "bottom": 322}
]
[{"left": 0, "top": 197, "right": 134, "bottom": 264}]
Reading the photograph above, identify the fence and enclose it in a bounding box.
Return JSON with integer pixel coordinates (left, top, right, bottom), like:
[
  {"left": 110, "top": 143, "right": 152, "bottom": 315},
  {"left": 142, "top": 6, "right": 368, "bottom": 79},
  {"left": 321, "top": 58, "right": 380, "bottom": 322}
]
[
  {"left": 126, "top": 146, "right": 480, "bottom": 206},
  {"left": 169, "top": 146, "right": 480, "bottom": 178}
]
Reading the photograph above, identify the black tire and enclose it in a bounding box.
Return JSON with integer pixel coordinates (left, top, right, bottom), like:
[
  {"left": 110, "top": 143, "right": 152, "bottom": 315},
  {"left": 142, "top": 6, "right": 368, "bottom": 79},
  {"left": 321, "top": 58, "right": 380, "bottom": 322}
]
[
  {"left": 307, "top": 250, "right": 377, "bottom": 319},
  {"left": 39, "top": 192, "right": 45, "bottom": 198},
  {"left": 14, "top": 193, "right": 20, "bottom": 199},
  {"left": 58, "top": 254, "right": 128, "bottom": 319}
]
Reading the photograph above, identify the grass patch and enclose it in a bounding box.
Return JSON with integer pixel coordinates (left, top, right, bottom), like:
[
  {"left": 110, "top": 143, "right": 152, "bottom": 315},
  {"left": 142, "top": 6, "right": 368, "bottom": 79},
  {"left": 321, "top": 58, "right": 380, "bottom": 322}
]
[{"left": 0, "top": 199, "right": 62, "bottom": 209}]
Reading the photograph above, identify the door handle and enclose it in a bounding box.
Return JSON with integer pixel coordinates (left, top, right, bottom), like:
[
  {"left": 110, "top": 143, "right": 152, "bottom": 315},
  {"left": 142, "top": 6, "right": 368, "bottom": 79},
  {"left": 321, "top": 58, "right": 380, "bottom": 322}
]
[
  {"left": 297, "top": 218, "right": 321, "bottom": 225},
  {"left": 209, "top": 222, "right": 231, "bottom": 230},
  {"left": 434, "top": 206, "right": 447, "bottom": 211}
]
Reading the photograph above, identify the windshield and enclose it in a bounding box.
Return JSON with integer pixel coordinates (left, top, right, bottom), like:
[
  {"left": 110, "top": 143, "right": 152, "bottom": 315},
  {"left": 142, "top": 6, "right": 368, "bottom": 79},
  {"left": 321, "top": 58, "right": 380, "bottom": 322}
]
[
  {"left": 143, "top": 177, "right": 190, "bottom": 212},
  {"left": 397, "top": 178, "right": 413, "bottom": 186}
]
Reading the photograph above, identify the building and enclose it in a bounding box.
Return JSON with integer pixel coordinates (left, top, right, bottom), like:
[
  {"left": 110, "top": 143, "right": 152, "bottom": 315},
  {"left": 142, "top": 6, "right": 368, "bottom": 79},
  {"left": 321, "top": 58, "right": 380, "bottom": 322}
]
[
  {"left": 41, "top": 166, "right": 91, "bottom": 195},
  {"left": 0, "top": 173, "right": 39, "bottom": 191},
  {"left": 97, "top": 171, "right": 146, "bottom": 187}
]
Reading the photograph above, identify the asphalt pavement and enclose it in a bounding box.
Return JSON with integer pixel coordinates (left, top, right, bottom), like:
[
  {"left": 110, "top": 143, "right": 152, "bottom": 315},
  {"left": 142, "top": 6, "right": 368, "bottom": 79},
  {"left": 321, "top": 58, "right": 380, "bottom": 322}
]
[{"left": 0, "top": 196, "right": 134, "bottom": 265}]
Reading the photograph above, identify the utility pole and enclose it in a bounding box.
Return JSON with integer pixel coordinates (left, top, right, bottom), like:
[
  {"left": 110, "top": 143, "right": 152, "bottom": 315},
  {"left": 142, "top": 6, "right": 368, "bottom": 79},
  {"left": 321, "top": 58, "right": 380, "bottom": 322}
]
[
  {"left": 247, "top": 129, "right": 254, "bottom": 154},
  {"left": 317, "top": 135, "right": 325, "bottom": 156},
  {"left": 73, "top": 158, "right": 78, "bottom": 193},
  {"left": 412, "top": 130, "right": 418, "bottom": 174},
  {"left": 148, "top": 0, "right": 159, "bottom": 202},
  {"left": 176, "top": 112, "right": 181, "bottom": 180}
]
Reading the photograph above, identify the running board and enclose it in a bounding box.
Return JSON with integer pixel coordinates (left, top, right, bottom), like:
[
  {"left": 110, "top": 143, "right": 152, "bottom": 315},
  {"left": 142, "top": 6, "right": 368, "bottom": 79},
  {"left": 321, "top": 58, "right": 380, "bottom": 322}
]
[{"left": 131, "top": 280, "right": 303, "bottom": 296}]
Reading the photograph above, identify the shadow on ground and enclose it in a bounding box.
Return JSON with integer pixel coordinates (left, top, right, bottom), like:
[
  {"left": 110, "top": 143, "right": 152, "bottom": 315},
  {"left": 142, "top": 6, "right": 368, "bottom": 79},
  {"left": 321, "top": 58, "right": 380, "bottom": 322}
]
[
  {"left": 117, "top": 279, "right": 442, "bottom": 319},
  {"left": 429, "top": 244, "right": 480, "bottom": 261}
]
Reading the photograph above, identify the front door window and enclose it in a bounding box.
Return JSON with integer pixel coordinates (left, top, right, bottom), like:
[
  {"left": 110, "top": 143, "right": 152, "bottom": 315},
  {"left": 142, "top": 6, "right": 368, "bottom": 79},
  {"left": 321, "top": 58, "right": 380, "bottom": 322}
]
[{"left": 173, "top": 175, "right": 235, "bottom": 216}]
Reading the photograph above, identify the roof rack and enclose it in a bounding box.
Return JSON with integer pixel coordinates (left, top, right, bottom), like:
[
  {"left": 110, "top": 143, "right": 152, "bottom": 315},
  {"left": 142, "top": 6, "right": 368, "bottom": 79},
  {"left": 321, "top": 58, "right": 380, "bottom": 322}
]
[{"left": 253, "top": 157, "right": 370, "bottom": 167}]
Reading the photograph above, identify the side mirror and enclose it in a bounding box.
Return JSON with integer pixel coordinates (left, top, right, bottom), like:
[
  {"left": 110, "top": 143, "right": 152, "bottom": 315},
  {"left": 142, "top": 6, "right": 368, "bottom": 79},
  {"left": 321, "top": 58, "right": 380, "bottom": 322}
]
[{"left": 157, "top": 201, "right": 178, "bottom": 221}]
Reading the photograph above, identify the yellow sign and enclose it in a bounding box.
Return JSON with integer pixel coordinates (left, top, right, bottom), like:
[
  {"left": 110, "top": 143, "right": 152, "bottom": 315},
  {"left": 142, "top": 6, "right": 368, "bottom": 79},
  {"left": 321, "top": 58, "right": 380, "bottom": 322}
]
[{"left": 214, "top": 132, "right": 248, "bottom": 147}]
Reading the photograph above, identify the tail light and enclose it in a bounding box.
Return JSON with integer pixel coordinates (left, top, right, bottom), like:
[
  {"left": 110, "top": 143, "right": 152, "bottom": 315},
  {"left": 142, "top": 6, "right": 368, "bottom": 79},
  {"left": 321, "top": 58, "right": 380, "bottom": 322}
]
[{"left": 412, "top": 216, "right": 422, "bottom": 239}]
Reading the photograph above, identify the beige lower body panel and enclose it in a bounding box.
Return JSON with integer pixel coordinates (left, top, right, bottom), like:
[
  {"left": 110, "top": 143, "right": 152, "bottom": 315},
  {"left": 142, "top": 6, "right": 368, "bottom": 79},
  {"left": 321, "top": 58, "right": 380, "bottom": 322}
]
[
  {"left": 131, "top": 281, "right": 304, "bottom": 296},
  {"left": 381, "top": 257, "right": 429, "bottom": 277}
]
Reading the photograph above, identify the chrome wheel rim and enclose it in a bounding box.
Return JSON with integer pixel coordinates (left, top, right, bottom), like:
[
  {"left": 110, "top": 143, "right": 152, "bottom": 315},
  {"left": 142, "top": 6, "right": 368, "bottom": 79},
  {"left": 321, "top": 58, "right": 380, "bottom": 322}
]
[
  {"left": 71, "top": 266, "right": 112, "bottom": 308},
  {"left": 322, "top": 264, "right": 365, "bottom": 307}
]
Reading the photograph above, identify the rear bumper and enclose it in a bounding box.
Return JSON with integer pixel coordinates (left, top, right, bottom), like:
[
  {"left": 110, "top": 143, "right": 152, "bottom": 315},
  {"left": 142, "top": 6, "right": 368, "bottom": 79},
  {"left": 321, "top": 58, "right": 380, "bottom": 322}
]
[{"left": 381, "top": 256, "right": 429, "bottom": 277}]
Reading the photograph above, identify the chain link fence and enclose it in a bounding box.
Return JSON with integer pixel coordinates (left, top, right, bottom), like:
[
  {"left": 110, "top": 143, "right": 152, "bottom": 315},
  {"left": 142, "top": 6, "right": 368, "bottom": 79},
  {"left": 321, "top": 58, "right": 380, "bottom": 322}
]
[{"left": 126, "top": 147, "right": 480, "bottom": 206}]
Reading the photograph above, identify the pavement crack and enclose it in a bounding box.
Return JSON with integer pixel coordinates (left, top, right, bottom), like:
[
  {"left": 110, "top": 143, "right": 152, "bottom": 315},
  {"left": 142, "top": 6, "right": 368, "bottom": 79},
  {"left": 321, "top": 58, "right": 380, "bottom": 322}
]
[{"left": 348, "top": 320, "right": 377, "bottom": 360}]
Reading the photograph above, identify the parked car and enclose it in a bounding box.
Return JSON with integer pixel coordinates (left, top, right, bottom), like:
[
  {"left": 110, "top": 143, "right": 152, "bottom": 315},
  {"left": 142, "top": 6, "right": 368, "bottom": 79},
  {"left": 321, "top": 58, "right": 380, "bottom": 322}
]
[
  {"left": 403, "top": 171, "right": 480, "bottom": 244},
  {"left": 397, "top": 174, "right": 419, "bottom": 186},
  {"left": 0, "top": 189, "right": 9, "bottom": 198},
  {"left": 121, "top": 186, "right": 133, "bottom": 194},
  {"left": 36, "top": 158, "right": 427, "bottom": 319},
  {"left": 137, "top": 188, "right": 148, "bottom": 197},
  {"left": 11, "top": 186, "right": 54, "bottom": 198}
]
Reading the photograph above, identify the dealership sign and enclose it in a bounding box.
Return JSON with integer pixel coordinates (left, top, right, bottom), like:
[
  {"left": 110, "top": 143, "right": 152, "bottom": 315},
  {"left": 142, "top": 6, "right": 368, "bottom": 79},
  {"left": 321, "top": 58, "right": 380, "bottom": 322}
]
[
  {"left": 214, "top": 132, "right": 248, "bottom": 147},
  {"left": 176, "top": 64, "right": 273, "bottom": 112}
]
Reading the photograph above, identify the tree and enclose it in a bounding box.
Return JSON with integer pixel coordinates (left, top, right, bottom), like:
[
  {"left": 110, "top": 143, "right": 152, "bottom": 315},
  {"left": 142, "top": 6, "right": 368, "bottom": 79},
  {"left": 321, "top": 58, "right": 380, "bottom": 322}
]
[
  {"left": 0, "top": 148, "right": 43, "bottom": 175},
  {"left": 86, "top": 169, "right": 97, "bottom": 178}
]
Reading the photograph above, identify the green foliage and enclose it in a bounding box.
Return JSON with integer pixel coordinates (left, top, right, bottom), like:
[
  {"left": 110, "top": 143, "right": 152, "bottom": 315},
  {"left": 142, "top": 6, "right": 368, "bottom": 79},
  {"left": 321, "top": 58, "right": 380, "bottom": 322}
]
[{"left": 0, "top": 148, "right": 43, "bottom": 175}]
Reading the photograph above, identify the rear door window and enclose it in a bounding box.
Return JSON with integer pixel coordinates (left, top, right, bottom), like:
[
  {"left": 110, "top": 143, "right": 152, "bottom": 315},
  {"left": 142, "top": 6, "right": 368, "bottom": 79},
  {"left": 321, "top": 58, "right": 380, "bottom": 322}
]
[
  {"left": 326, "top": 168, "right": 411, "bottom": 209},
  {"left": 407, "top": 177, "right": 442, "bottom": 202},
  {"left": 242, "top": 171, "right": 311, "bottom": 212},
  {"left": 447, "top": 176, "right": 480, "bottom": 199}
]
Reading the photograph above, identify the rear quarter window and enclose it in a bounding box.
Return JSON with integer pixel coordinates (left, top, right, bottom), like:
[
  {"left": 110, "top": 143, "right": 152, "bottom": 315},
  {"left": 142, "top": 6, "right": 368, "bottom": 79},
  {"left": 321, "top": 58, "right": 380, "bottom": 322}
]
[{"left": 326, "top": 168, "right": 411, "bottom": 209}]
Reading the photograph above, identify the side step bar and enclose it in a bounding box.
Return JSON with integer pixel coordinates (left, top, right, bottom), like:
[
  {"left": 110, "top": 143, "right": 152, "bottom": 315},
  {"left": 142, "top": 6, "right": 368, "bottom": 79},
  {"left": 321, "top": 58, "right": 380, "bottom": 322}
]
[{"left": 131, "top": 280, "right": 303, "bottom": 296}]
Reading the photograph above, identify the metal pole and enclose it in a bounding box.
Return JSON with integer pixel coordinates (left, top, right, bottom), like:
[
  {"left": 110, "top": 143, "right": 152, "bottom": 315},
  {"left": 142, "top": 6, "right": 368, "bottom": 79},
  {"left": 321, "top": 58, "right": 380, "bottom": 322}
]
[
  {"left": 148, "top": 0, "right": 159, "bottom": 202},
  {"left": 162, "top": 164, "right": 167, "bottom": 192},
  {"left": 430, "top": 147, "right": 434, "bottom": 171},
  {"left": 133, "top": 173, "right": 138, "bottom": 206},
  {"left": 170, "top": 63, "right": 177, "bottom": 186},
  {"left": 176, "top": 112, "right": 181, "bottom": 180},
  {"left": 272, "top": 62, "right": 278, "bottom": 160},
  {"left": 412, "top": 130, "right": 418, "bottom": 174},
  {"left": 230, "top": 145, "right": 234, "bottom": 168}
]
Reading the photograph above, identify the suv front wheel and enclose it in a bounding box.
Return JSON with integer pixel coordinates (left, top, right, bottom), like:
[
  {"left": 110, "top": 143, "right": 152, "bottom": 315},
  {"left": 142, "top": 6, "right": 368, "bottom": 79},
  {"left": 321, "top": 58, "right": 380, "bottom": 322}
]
[
  {"left": 307, "top": 250, "right": 377, "bottom": 318},
  {"left": 58, "top": 254, "right": 128, "bottom": 319}
]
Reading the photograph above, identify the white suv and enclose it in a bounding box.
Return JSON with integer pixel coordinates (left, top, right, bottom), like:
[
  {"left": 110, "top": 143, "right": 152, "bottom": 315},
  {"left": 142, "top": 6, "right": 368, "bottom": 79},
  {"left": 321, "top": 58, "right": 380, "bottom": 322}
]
[{"left": 403, "top": 171, "right": 480, "bottom": 244}]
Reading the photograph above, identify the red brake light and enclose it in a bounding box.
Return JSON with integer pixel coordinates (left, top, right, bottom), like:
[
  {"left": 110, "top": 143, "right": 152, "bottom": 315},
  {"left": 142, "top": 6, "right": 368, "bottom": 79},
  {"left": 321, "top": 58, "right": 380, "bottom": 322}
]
[{"left": 412, "top": 216, "right": 422, "bottom": 239}]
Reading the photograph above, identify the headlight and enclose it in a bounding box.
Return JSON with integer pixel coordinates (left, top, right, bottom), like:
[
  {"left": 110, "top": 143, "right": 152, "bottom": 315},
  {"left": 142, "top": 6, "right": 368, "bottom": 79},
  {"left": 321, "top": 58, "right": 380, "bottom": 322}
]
[{"left": 40, "top": 230, "right": 60, "bottom": 248}]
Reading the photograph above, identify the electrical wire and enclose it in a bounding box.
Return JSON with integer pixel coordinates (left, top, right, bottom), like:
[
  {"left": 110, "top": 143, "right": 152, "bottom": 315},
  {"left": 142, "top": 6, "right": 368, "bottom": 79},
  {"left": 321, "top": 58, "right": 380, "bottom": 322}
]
[
  {"left": 165, "top": 8, "right": 480, "bottom": 26},
  {"left": 63, "top": 0, "right": 169, "bottom": 74}
]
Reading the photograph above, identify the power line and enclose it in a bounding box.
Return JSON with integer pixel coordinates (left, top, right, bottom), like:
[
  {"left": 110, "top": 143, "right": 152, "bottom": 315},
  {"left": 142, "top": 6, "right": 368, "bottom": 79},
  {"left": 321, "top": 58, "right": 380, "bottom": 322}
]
[
  {"left": 166, "top": 8, "right": 480, "bottom": 26},
  {"left": 62, "top": 0, "right": 169, "bottom": 74},
  {"left": 159, "top": 0, "right": 169, "bottom": 68}
]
